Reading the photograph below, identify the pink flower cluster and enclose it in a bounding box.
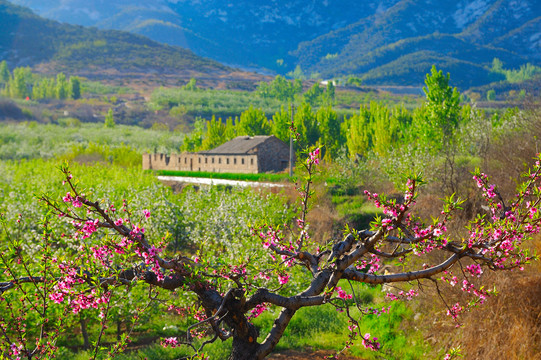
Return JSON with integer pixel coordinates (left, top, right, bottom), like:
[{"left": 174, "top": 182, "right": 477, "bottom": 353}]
[
  {"left": 446, "top": 302, "right": 463, "bottom": 321},
  {"left": 248, "top": 303, "right": 268, "bottom": 319},
  {"left": 307, "top": 148, "right": 320, "bottom": 165},
  {"left": 465, "top": 263, "right": 483, "bottom": 278},
  {"left": 335, "top": 286, "right": 353, "bottom": 300},
  {"left": 355, "top": 254, "right": 381, "bottom": 274},
  {"left": 386, "top": 289, "right": 418, "bottom": 301},
  {"left": 70, "top": 290, "right": 110, "bottom": 314},
  {"left": 278, "top": 274, "right": 290, "bottom": 285},
  {"left": 62, "top": 191, "right": 82, "bottom": 208},
  {"left": 361, "top": 333, "right": 380, "bottom": 351},
  {"left": 81, "top": 219, "right": 99, "bottom": 239},
  {"left": 143, "top": 209, "right": 151, "bottom": 219},
  {"left": 9, "top": 343, "right": 22, "bottom": 360},
  {"left": 259, "top": 228, "right": 280, "bottom": 249},
  {"left": 161, "top": 337, "right": 180, "bottom": 348},
  {"left": 135, "top": 245, "right": 164, "bottom": 282}
]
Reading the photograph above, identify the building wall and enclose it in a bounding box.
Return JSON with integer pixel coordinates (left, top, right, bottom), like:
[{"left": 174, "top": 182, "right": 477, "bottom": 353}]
[
  {"left": 142, "top": 153, "right": 259, "bottom": 173},
  {"left": 142, "top": 137, "right": 292, "bottom": 174},
  {"left": 255, "top": 137, "right": 292, "bottom": 173}
]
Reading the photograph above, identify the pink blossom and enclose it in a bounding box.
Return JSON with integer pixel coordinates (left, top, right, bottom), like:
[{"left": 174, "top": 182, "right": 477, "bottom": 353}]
[
  {"left": 336, "top": 286, "right": 352, "bottom": 300},
  {"left": 307, "top": 148, "right": 321, "bottom": 165},
  {"left": 361, "top": 333, "right": 380, "bottom": 351},
  {"left": 249, "top": 303, "right": 268, "bottom": 319},
  {"left": 161, "top": 337, "right": 180, "bottom": 348},
  {"left": 49, "top": 292, "right": 64, "bottom": 304},
  {"left": 278, "top": 274, "right": 290, "bottom": 285},
  {"left": 72, "top": 197, "right": 82, "bottom": 208}
]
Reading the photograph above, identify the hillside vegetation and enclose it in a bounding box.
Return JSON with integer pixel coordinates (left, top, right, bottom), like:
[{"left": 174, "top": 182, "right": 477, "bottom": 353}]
[
  {"left": 9, "top": 0, "right": 541, "bottom": 89},
  {"left": 0, "top": 0, "right": 229, "bottom": 79}
]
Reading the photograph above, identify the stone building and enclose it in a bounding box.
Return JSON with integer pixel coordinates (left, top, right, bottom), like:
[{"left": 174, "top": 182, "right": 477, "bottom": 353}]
[{"left": 142, "top": 135, "right": 292, "bottom": 174}]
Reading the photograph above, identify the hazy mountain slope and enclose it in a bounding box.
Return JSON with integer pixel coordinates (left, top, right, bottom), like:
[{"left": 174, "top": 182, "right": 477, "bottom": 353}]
[
  {"left": 0, "top": 0, "right": 229, "bottom": 78},
  {"left": 6, "top": 0, "right": 541, "bottom": 88},
  {"left": 294, "top": 0, "right": 539, "bottom": 87},
  {"left": 9, "top": 0, "right": 397, "bottom": 70}
]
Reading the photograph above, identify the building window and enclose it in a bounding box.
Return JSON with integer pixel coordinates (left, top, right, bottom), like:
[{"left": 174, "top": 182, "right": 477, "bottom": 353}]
[
  {"left": 184, "top": 158, "right": 187, "bottom": 164},
  {"left": 212, "top": 158, "right": 215, "bottom": 164},
  {"left": 198, "top": 158, "right": 201, "bottom": 164},
  {"left": 205, "top": 158, "right": 207, "bottom": 164},
  {"left": 226, "top": 158, "right": 230, "bottom": 165},
  {"left": 241, "top": 158, "right": 245, "bottom": 165},
  {"left": 251, "top": 159, "right": 254, "bottom": 165},
  {"left": 219, "top": 158, "right": 222, "bottom": 164},
  {"left": 234, "top": 158, "right": 237, "bottom": 165}
]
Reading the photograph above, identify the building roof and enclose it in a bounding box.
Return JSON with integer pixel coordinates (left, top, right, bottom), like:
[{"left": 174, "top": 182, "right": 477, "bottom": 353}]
[{"left": 202, "top": 136, "right": 277, "bottom": 155}]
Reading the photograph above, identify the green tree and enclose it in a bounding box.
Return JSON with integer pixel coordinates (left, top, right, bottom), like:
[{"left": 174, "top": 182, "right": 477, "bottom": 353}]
[
  {"left": 412, "top": 65, "right": 461, "bottom": 149},
  {"left": 181, "top": 118, "right": 205, "bottom": 151},
  {"left": 70, "top": 77, "right": 81, "bottom": 99},
  {"left": 201, "top": 116, "right": 227, "bottom": 150},
  {"left": 344, "top": 106, "right": 371, "bottom": 158},
  {"left": 183, "top": 78, "right": 198, "bottom": 91},
  {"left": 8, "top": 67, "right": 31, "bottom": 98},
  {"left": 370, "top": 102, "right": 401, "bottom": 156},
  {"left": 486, "top": 89, "right": 496, "bottom": 101},
  {"left": 257, "top": 75, "right": 303, "bottom": 102},
  {"left": 272, "top": 106, "right": 292, "bottom": 143},
  {"left": 316, "top": 106, "right": 341, "bottom": 157},
  {"left": 224, "top": 117, "right": 237, "bottom": 142},
  {"left": 325, "top": 81, "right": 335, "bottom": 103},
  {"left": 288, "top": 65, "right": 306, "bottom": 80},
  {"left": 491, "top": 58, "right": 503, "bottom": 73},
  {"left": 31, "top": 79, "right": 46, "bottom": 100},
  {"left": 104, "top": 108, "right": 115, "bottom": 128},
  {"left": 56, "top": 73, "right": 69, "bottom": 99},
  {"left": 346, "top": 76, "right": 363, "bottom": 87},
  {"left": 294, "top": 103, "right": 319, "bottom": 150},
  {"left": 237, "top": 106, "right": 271, "bottom": 136},
  {"left": 303, "top": 83, "right": 324, "bottom": 106},
  {"left": 0, "top": 60, "right": 9, "bottom": 84}
]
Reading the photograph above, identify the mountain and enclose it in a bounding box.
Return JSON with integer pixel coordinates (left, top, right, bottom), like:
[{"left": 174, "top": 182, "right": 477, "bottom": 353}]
[
  {"left": 0, "top": 0, "right": 231, "bottom": 80},
  {"left": 6, "top": 0, "right": 541, "bottom": 88},
  {"left": 8, "top": 0, "right": 391, "bottom": 71},
  {"left": 293, "top": 0, "right": 541, "bottom": 87}
]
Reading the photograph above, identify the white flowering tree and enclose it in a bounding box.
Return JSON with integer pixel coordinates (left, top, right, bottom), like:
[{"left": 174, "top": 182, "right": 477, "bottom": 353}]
[{"left": 1, "top": 147, "right": 540, "bottom": 360}]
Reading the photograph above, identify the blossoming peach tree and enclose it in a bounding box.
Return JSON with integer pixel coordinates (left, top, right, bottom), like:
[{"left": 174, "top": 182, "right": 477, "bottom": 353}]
[{"left": 1, "top": 147, "right": 540, "bottom": 360}]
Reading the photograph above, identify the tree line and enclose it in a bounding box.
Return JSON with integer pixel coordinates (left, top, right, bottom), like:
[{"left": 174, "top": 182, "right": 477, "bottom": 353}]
[
  {"left": 0, "top": 61, "right": 81, "bottom": 100},
  {"left": 181, "top": 66, "right": 487, "bottom": 166}
]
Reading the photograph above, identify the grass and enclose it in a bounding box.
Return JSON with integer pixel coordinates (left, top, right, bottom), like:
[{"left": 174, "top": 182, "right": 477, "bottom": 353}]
[
  {"left": 51, "top": 281, "right": 428, "bottom": 360},
  {"left": 153, "top": 169, "right": 291, "bottom": 182}
]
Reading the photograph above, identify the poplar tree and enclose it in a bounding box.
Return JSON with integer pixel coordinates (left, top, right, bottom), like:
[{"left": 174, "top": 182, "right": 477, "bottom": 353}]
[
  {"left": 8, "top": 67, "right": 31, "bottom": 99},
  {"left": 294, "top": 103, "right": 319, "bottom": 150},
  {"left": 415, "top": 65, "right": 461, "bottom": 149},
  {"left": 0, "top": 60, "right": 9, "bottom": 84},
  {"left": 70, "top": 77, "right": 81, "bottom": 99},
  {"left": 271, "top": 106, "right": 292, "bottom": 143},
  {"left": 345, "top": 106, "right": 372, "bottom": 158},
  {"left": 316, "top": 105, "right": 341, "bottom": 157},
  {"left": 201, "top": 116, "right": 227, "bottom": 150},
  {"left": 56, "top": 73, "right": 69, "bottom": 99},
  {"left": 104, "top": 108, "right": 115, "bottom": 128},
  {"left": 237, "top": 106, "right": 271, "bottom": 136}
]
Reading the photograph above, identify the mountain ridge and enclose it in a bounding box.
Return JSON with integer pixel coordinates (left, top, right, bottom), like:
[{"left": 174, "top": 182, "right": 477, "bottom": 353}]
[
  {"left": 5, "top": 0, "right": 541, "bottom": 88},
  {"left": 0, "top": 0, "right": 236, "bottom": 82}
]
